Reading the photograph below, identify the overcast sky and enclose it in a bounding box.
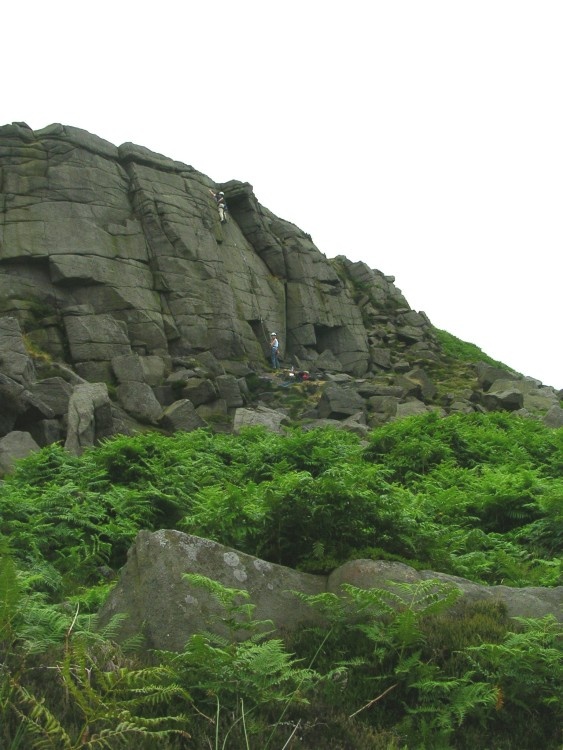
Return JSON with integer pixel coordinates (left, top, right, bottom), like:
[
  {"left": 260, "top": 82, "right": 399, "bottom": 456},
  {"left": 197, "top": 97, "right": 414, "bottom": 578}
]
[{"left": 4, "top": 1, "right": 562, "bottom": 389}]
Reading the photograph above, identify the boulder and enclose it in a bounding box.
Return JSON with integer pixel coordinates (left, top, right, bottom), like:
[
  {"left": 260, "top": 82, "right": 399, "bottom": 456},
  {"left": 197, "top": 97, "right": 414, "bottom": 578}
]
[
  {"left": 112, "top": 353, "right": 146, "bottom": 384},
  {"left": 329, "top": 560, "right": 563, "bottom": 622},
  {"left": 480, "top": 389, "right": 524, "bottom": 412},
  {"left": 99, "top": 530, "right": 326, "bottom": 650},
  {"left": 158, "top": 399, "right": 206, "bottom": 432},
  {"left": 233, "top": 405, "right": 290, "bottom": 433},
  {"left": 475, "top": 363, "right": 517, "bottom": 390},
  {"left": 402, "top": 367, "right": 437, "bottom": 400},
  {"left": 181, "top": 378, "right": 217, "bottom": 407},
  {"left": 99, "top": 533, "right": 563, "bottom": 651},
  {"left": 393, "top": 400, "right": 437, "bottom": 419},
  {"left": 64, "top": 383, "right": 115, "bottom": 455},
  {"left": 317, "top": 384, "right": 366, "bottom": 419},
  {"left": 28, "top": 377, "right": 73, "bottom": 417},
  {"left": 0, "top": 430, "right": 41, "bottom": 475},
  {"left": 116, "top": 383, "right": 162, "bottom": 424},
  {"left": 543, "top": 405, "right": 563, "bottom": 428},
  {"left": 215, "top": 374, "right": 244, "bottom": 408},
  {"left": 64, "top": 313, "right": 132, "bottom": 363}
]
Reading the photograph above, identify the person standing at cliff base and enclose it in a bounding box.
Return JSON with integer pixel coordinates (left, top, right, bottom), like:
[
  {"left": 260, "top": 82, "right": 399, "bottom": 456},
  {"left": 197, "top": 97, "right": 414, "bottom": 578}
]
[
  {"left": 270, "top": 332, "right": 280, "bottom": 369},
  {"left": 209, "top": 189, "right": 228, "bottom": 223}
]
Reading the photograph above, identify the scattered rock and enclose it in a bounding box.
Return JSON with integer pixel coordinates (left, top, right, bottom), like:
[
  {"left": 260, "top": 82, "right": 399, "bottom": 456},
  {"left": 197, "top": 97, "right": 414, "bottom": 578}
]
[{"left": 99, "top": 532, "right": 563, "bottom": 651}]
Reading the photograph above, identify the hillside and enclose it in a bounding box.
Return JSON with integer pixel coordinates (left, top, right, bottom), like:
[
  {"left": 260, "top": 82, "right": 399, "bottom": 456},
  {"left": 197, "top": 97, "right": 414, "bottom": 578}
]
[
  {"left": 1, "top": 122, "right": 562, "bottom": 470},
  {"left": 1, "top": 413, "right": 561, "bottom": 748}
]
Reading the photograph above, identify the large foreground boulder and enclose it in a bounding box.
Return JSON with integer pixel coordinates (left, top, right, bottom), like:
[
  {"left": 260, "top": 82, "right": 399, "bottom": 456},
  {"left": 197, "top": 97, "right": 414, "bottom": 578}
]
[
  {"left": 99, "top": 530, "right": 326, "bottom": 650},
  {"left": 99, "top": 531, "right": 562, "bottom": 651}
]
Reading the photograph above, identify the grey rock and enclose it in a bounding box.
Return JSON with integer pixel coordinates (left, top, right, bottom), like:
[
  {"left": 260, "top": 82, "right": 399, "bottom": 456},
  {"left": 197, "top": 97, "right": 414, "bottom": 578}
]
[
  {"left": 317, "top": 384, "right": 366, "bottom": 419},
  {"left": 370, "top": 347, "right": 392, "bottom": 369},
  {"left": 139, "top": 355, "right": 170, "bottom": 386},
  {"left": 215, "top": 374, "right": 244, "bottom": 408},
  {"left": 99, "top": 530, "right": 326, "bottom": 650},
  {"left": 65, "top": 383, "right": 115, "bottom": 454},
  {"left": 158, "top": 399, "right": 206, "bottom": 432},
  {"left": 475, "top": 363, "right": 517, "bottom": 390},
  {"left": 367, "top": 395, "right": 399, "bottom": 418},
  {"left": 28, "top": 419, "right": 63, "bottom": 447},
  {"left": 330, "top": 560, "right": 562, "bottom": 622},
  {"left": 0, "top": 317, "right": 36, "bottom": 385},
  {"left": 112, "top": 353, "right": 146, "bottom": 384},
  {"left": 0, "top": 124, "right": 559, "bottom": 440},
  {"left": 233, "top": 405, "right": 290, "bottom": 433},
  {"left": 480, "top": 389, "right": 524, "bottom": 412},
  {"left": 115, "top": 382, "right": 162, "bottom": 424},
  {"left": 196, "top": 399, "right": 230, "bottom": 429},
  {"left": 543, "top": 405, "right": 563, "bottom": 428},
  {"left": 393, "top": 400, "right": 438, "bottom": 419},
  {"left": 0, "top": 430, "right": 41, "bottom": 475},
  {"left": 181, "top": 378, "right": 217, "bottom": 407},
  {"left": 403, "top": 367, "right": 437, "bottom": 400},
  {"left": 29, "top": 377, "right": 73, "bottom": 416},
  {"left": 99, "top": 533, "right": 563, "bottom": 652},
  {"left": 64, "top": 314, "right": 132, "bottom": 363}
]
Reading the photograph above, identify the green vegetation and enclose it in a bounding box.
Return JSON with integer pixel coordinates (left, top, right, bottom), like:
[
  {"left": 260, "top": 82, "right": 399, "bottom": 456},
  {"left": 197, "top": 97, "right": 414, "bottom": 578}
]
[
  {"left": 1, "top": 412, "right": 561, "bottom": 748},
  {"left": 433, "top": 327, "right": 511, "bottom": 370}
]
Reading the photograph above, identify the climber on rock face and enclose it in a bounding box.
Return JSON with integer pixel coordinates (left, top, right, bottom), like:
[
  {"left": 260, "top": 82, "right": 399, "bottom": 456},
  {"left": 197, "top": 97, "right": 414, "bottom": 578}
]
[
  {"left": 270, "top": 332, "right": 280, "bottom": 369},
  {"left": 209, "top": 189, "right": 228, "bottom": 224}
]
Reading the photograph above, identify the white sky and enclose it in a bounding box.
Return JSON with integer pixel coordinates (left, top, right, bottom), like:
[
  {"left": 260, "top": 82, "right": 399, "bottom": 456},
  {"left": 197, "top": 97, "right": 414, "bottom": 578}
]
[{"left": 4, "top": 1, "right": 562, "bottom": 389}]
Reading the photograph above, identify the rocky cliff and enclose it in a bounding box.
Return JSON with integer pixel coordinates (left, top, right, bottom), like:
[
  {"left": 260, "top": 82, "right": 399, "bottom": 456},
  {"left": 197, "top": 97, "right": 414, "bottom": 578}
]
[
  {"left": 1, "top": 122, "right": 422, "bottom": 372},
  {"left": 0, "top": 122, "right": 561, "bottom": 468}
]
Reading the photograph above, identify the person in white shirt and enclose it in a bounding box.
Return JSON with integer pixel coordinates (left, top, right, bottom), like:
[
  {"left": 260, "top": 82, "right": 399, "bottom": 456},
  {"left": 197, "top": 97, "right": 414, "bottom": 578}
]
[{"left": 270, "top": 333, "right": 279, "bottom": 369}]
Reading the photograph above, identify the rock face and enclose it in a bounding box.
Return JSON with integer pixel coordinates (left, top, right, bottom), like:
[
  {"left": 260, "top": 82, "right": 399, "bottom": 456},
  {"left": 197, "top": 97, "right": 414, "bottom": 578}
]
[
  {"left": 0, "top": 122, "right": 561, "bottom": 470},
  {"left": 0, "top": 123, "right": 388, "bottom": 375},
  {"left": 99, "top": 531, "right": 563, "bottom": 651}
]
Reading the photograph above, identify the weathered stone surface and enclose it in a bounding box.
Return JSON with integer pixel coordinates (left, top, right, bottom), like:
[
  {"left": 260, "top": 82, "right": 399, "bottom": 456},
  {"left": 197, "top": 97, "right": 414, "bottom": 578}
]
[
  {"left": 28, "top": 419, "right": 63, "bottom": 447},
  {"left": 196, "top": 398, "right": 229, "bottom": 424},
  {"left": 181, "top": 378, "right": 217, "bottom": 407},
  {"left": 543, "top": 405, "right": 563, "bottom": 428},
  {"left": 99, "top": 530, "right": 326, "bottom": 650},
  {"left": 480, "top": 389, "right": 524, "bottom": 412},
  {"left": 367, "top": 395, "right": 399, "bottom": 418},
  {"left": 393, "top": 400, "right": 437, "bottom": 419},
  {"left": 329, "top": 560, "right": 563, "bottom": 622},
  {"left": 370, "top": 347, "right": 392, "bottom": 369},
  {"left": 139, "top": 355, "right": 170, "bottom": 386},
  {"left": 475, "top": 363, "right": 517, "bottom": 390},
  {"left": 401, "top": 367, "right": 437, "bottom": 400},
  {"left": 112, "top": 353, "right": 146, "bottom": 384},
  {"left": 233, "top": 405, "right": 290, "bottom": 433},
  {"left": 99, "top": 533, "right": 563, "bottom": 651},
  {"left": 64, "top": 383, "right": 114, "bottom": 454},
  {"left": 215, "top": 374, "right": 244, "bottom": 408},
  {"left": 0, "top": 431, "right": 40, "bottom": 475},
  {"left": 158, "top": 399, "right": 206, "bottom": 432},
  {"left": 28, "top": 377, "right": 73, "bottom": 416},
  {"left": 115, "top": 383, "right": 162, "bottom": 424},
  {"left": 0, "top": 317, "right": 35, "bottom": 385},
  {"left": 523, "top": 389, "right": 559, "bottom": 412},
  {"left": 0, "top": 124, "right": 438, "bottom": 383},
  {"left": 302, "top": 412, "right": 370, "bottom": 437},
  {"left": 64, "top": 314, "right": 132, "bottom": 363},
  {"left": 317, "top": 384, "right": 366, "bottom": 419},
  {"left": 314, "top": 349, "right": 344, "bottom": 373}
]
